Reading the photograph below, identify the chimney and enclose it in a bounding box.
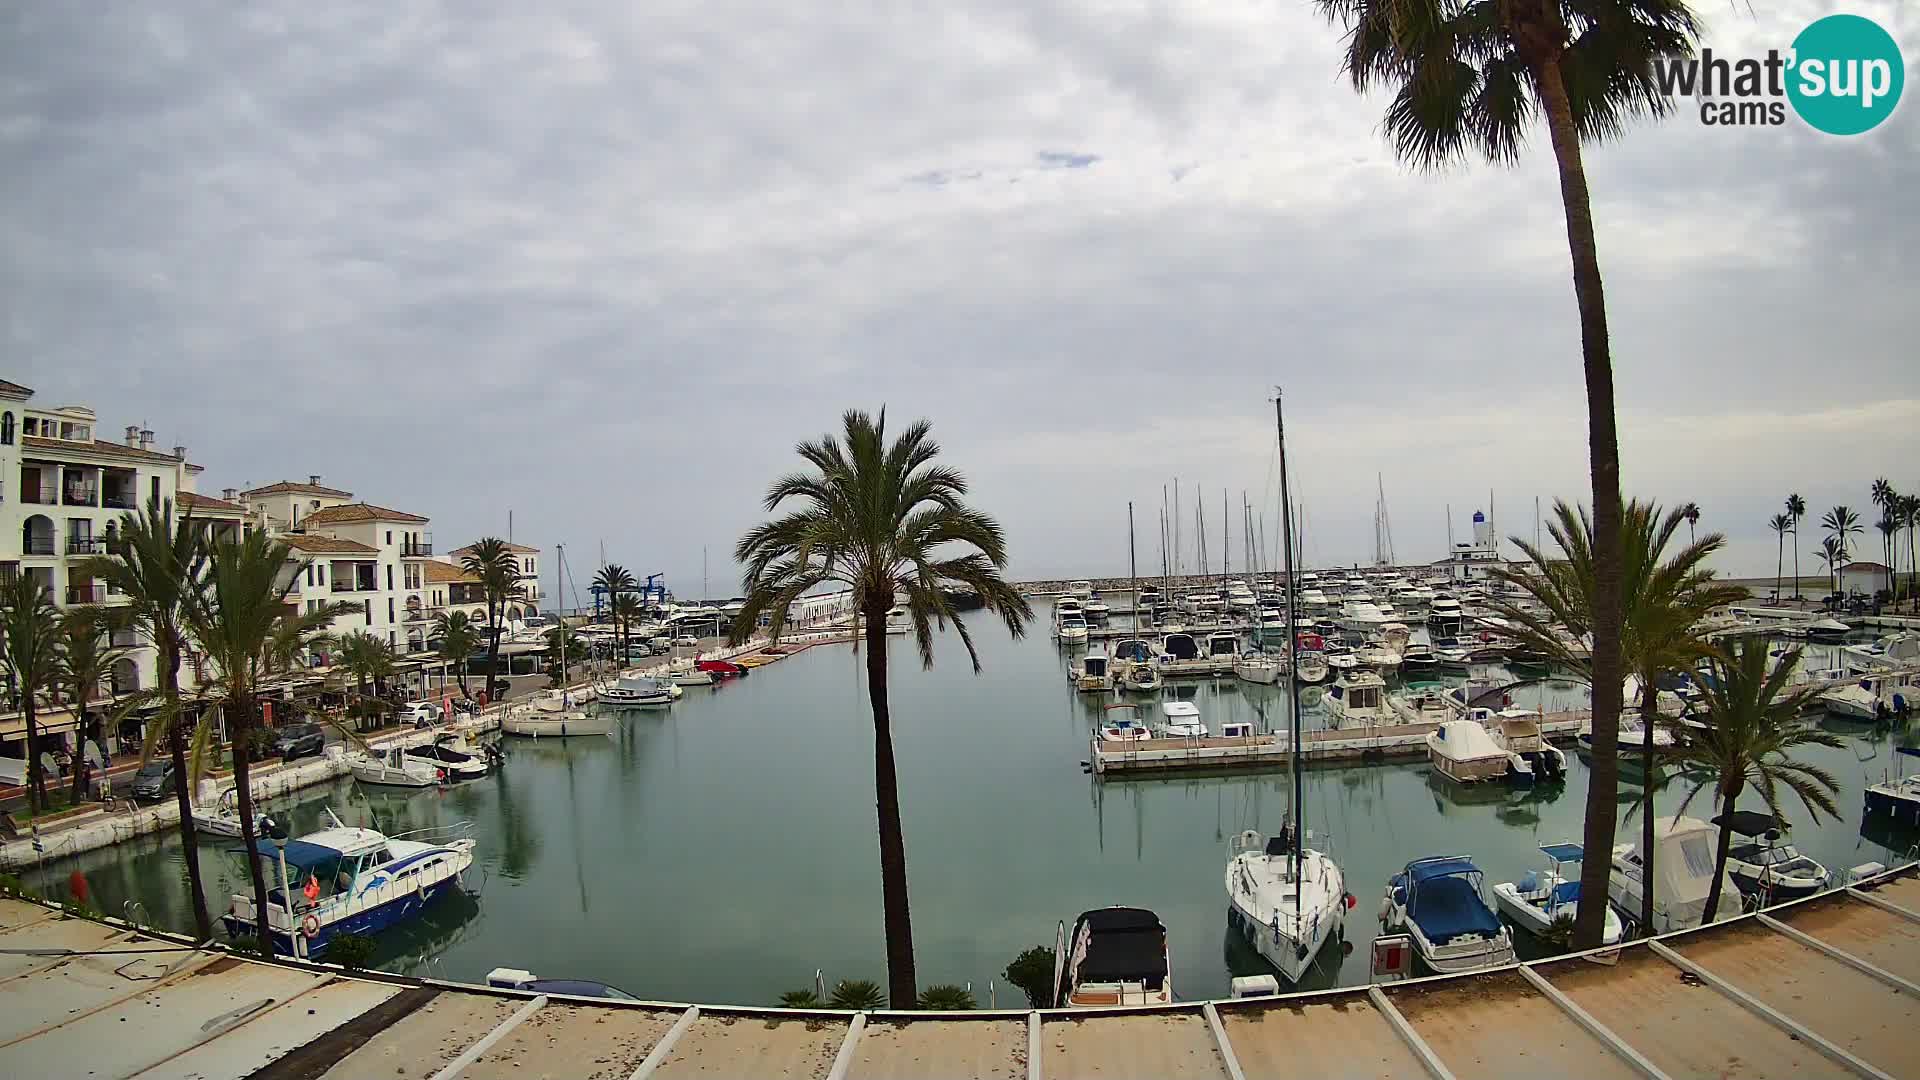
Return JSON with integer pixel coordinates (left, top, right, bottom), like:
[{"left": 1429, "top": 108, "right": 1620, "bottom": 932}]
[
  {"left": 173, "top": 445, "right": 186, "bottom": 461},
  {"left": 309, "top": 474, "right": 322, "bottom": 487},
  {"left": 138, "top": 428, "right": 154, "bottom": 451},
  {"left": 124, "top": 424, "right": 139, "bottom": 447},
  {"left": 222, "top": 487, "right": 237, "bottom": 502}
]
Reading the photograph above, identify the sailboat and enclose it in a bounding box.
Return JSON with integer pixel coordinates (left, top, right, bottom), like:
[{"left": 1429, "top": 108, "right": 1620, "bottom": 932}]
[{"left": 1225, "top": 389, "right": 1351, "bottom": 985}]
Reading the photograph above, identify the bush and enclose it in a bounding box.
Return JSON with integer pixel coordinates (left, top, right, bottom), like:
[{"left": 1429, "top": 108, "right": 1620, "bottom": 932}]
[
  {"left": 916, "top": 984, "right": 975, "bottom": 1010},
  {"left": 1002, "top": 946, "right": 1056, "bottom": 1008},
  {"left": 244, "top": 728, "right": 277, "bottom": 760},
  {"left": 324, "top": 932, "right": 377, "bottom": 970},
  {"left": 778, "top": 989, "right": 822, "bottom": 1008},
  {"left": 827, "top": 978, "right": 885, "bottom": 1010}
]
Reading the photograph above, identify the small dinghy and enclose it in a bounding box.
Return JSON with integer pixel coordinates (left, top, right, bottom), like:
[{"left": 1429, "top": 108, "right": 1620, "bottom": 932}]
[
  {"left": 1492, "top": 843, "right": 1622, "bottom": 944},
  {"left": 1715, "top": 810, "right": 1831, "bottom": 903},
  {"left": 1100, "top": 703, "right": 1153, "bottom": 743}
]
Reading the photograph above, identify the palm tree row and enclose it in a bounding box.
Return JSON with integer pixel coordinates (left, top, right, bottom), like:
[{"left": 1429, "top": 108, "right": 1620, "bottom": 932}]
[
  {"left": 0, "top": 498, "right": 358, "bottom": 941},
  {"left": 592, "top": 564, "right": 639, "bottom": 663},
  {"left": 459, "top": 538, "right": 523, "bottom": 703},
  {"left": 1775, "top": 484, "right": 1919, "bottom": 605}
]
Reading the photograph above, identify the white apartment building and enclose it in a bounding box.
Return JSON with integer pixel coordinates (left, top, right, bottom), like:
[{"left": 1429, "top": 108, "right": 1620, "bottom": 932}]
[
  {"left": 242, "top": 490, "right": 436, "bottom": 656},
  {"left": 0, "top": 379, "right": 217, "bottom": 760},
  {"left": 439, "top": 541, "right": 544, "bottom": 626}
]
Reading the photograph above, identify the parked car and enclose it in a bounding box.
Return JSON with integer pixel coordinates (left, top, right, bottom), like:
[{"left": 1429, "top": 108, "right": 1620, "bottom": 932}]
[
  {"left": 403, "top": 701, "right": 444, "bottom": 727},
  {"left": 128, "top": 760, "right": 177, "bottom": 802},
  {"left": 674, "top": 635, "right": 698, "bottom": 648},
  {"left": 270, "top": 722, "right": 327, "bottom": 761}
]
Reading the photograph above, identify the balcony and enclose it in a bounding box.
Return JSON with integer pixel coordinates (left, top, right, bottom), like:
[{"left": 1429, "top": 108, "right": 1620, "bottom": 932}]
[
  {"left": 402, "top": 539, "right": 434, "bottom": 557},
  {"left": 66, "top": 536, "right": 105, "bottom": 556},
  {"left": 330, "top": 581, "right": 377, "bottom": 594},
  {"left": 22, "top": 536, "right": 55, "bottom": 557},
  {"left": 63, "top": 487, "right": 99, "bottom": 508},
  {"left": 103, "top": 491, "right": 137, "bottom": 510},
  {"left": 67, "top": 584, "right": 104, "bottom": 604},
  {"left": 21, "top": 487, "right": 55, "bottom": 506}
]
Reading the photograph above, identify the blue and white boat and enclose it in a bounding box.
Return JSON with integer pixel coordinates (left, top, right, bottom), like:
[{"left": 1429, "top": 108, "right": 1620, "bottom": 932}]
[
  {"left": 222, "top": 809, "right": 477, "bottom": 958},
  {"left": 1378, "top": 855, "right": 1515, "bottom": 974},
  {"left": 1492, "top": 843, "right": 1623, "bottom": 944}
]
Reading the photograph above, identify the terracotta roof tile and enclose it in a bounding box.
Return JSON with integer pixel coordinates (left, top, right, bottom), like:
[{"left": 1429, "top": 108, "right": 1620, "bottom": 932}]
[
  {"left": 298, "top": 502, "right": 430, "bottom": 526},
  {"left": 178, "top": 491, "right": 247, "bottom": 515},
  {"left": 423, "top": 561, "right": 478, "bottom": 584},
  {"left": 281, "top": 534, "right": 378, "bottom": 555},
  {"left": 0, "top": 379, "right": 32, "bottom": 396},
  {"left": 21, "top": 435, "right": 192, "bottom": 466},
  {"left": 242, "top": 480, "right": 355, "bottom": 498},
  {"left": 451, "top": 540, "right": 538, "bottom": 555}
]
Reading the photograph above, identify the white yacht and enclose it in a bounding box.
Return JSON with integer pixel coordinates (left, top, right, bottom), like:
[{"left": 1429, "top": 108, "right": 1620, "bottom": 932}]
[
  {"left": 601, "top": 673, "right": 674, "bottom": 708},
  {"left": 1379, "top": 856, "right": 1515, "bottom": 974},
  {"left": 1325, "top": 670, "right": 1394, "bottom": 727},
  {"left": 1819, "top": 670, "right": 1920, "bottom": 720},
  {"left": 1160, "top": 700, "right": 1207, "bottom": 738},
  {"left": 1865, "top": 747, "right": 1920, "bottom": 824},
  {"left": 1353, "top": 641, "right": 1402, "bottom": 674},
  {"left": 1058, "top": 907, "right": 1173, "bottom": 1007},
  {"left": 1390, "top": 688, "right": 1453, "bottom": 726},
  {"left": 1716, "top": 810, "right": 1831, "bottom": 902},
  {"left": 1427, "top": 594, "right": 1465, "bottom": 629},
  {"left": 1226, "top": 828, "right": 1348, "bottom": 985},
  {"left": 1607, "top": 816, "right": 1744, "bottom": 933},
  {"left": 1084, "top": 595, "right": 1111, "bottom": 620},
  {"left": 1099, "top": 703, "right": 1153, "bottom": 743},
  {"left": 348, "top": 746, "right": 444, "bottom": 788},
  {"left": 1337, "top": 601, "right": 1392, "bottom": 632},
  {"left": 1426, "top": 720, "right": 1511, "bottom": 784},
  {"left": 1054, "top": 595, "right": 1085, "bottom": 620},
  {"left": 1843, "top": 632, "right": 1920, "bottom": 671},
  {"left": 1055, "top": 613, "right": 1090, "bottom": 645},
  {"left": 502, "top": 707, "right": 617, "bottom": 738},
  {"left": 1065, "top": 580, "right": 1095, "bottom": 600},
  {"left": 1492, "top": 844, "right": 1623, "bottom": 944},
  {"left": 1233, "top": 653, "right": 1283, "bottom": 685},
  {"left": 1071, "top": 651, "right": 1114, "bottom": 693}
]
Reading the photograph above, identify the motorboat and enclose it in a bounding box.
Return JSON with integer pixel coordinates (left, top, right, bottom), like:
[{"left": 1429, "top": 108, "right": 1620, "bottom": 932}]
[
  {"left": 696, "top": 658, "right": 747, "bottom": 679},
  {"left": 1843, "top": 632, "right": 1920, "bottom": 671},
  {"left": 1390, "top": 689, "right": 1453, "bottom": 726},
  {"left": 487, "top": 967, "right": 637, "bottom": 1000},
  {"left": 1819, "top": 671, "right": 1920, "bottom": 720},
  {"left": 1337, "top": 601, "right": 1392, "bottom": 632},
  {"left": 1160, "top": 633, "right": 1200, "bottom": 661},
  {"left": 1714, "top": 810, "right": 1831, "bottom": 903},
  {"left": 192, "top": 788, "right": 249, "bottom": 838},
  {"left": 1426, "top": 720, "right": 1511, "bottom": 784},
  {"left": 1099, "top": 704, "right": 1153, "bottom": 743},
  {"left": 601, "top": 674, "right": 675, "bottom": 708},
  {"left": 1578, "top": 717, "right": 1676, "bottom": 754},
  {"left": 1805, "top": 617, "right": 1850, "bottom": 642},
  {"left": 668, "top": 665, "right": 716, "bottom": 687},
  {"left": 1607, "top": 815, "right": 1744, "bottom": 933},
  {"left": 1399, "top": 644, "right": 1439, "bottom": 672},
  {"left": 1084, "top": 596, "right": 1111, "bottom": 620},
  {"left": 1065, "top": 580, "right": 1094, "bottom": 600},
  {"left": 1057, "top": 907, "right": 1173, "bottom": 1007},
  {"left": 1225, "top": 827, "right": 1350, "bottom": 984},
  {"left": 1353, "top": 641, "right": 1402, "bottom": 674},
  {"left": 222, "top": 809, "right": 476, "bottom": 958},
  {"left": 1865, "top": 747, "right": 1920, "bottom": 825},
  {"left": 1324, "top": 670, "right": 1394, "bottom": 728},
  {"left": 1297, "top": 588, "right": 1330, "bottom": 612},
  {"left": 1136, "top": 586, "right": 1162, "bottom": 611},
  {"left": 1205, "top": 631, "right": 1242, "bottom": 659},
  {"left": 1054, "top": 595, "right": 1084, "bottom": 622},
  {"left": 404, "top": 731, "right": 492, "bottom": 781},
  {"left": 1160, "top": 700, "right": 1207, "bottom": 738},
  {"left": 1482, "top": 710, "right": 1567, "bottom": 783},
  {"left": 1492, "top": 843, "right": 1622, "bottom": 945},
  {"left": 1233, "top": 653, "right": 1283, "bottom": 685},
  {"left": 1323, "top": 649, "right": 1360, "bottom": 673},
  {"left": 349, "top": 746, "right": 445, "bottom": 788},
  {"left": 1071, "top": 651, "right": 1114, "bottom": 693},
  {"left": 501, "top": 707, "right": 617, "bottom": 738},
  {"left": 1294, "top": 652, "right": 1330, "bottom": 685},
  {"left": 1055, "top": 613, "right": 1090, "bottom": 645},
  {"left": 1379, "top": 856, "right": 1515, "bottom": 974}
]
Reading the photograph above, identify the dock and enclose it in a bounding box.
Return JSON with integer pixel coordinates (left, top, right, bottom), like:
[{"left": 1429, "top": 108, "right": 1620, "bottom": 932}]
[
  {"left": 1089, "top": 712, "right": 1588, "bottom": 775},
  {"left": 1, "top": 864, "right": 1917, "bottom": 1078}
]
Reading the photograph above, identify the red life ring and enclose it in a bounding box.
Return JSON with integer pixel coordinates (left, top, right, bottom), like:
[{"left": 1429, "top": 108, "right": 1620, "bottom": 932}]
[{"left": 301, "top": 913, "right": 321, "bottom": 938}]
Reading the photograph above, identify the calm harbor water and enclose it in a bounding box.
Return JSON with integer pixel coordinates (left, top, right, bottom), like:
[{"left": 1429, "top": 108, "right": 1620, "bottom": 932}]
[{"left": 27, "top": 620, "right": 1920, "bottom": 1005}]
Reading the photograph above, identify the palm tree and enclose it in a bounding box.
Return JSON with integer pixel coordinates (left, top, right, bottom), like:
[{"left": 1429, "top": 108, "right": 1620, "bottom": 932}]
[
  {"left": 334, "top": 631, "right": 396, "bottom": 731},
  {"left": 78, "top": 498, "right": 214, "bottom": 938},
  {"left": 1310, "top": 0, "right": 1699, "bottom": 946},
  {"left": 1875, "top": 513, "right": 1899, "bottom": 598},
  {"left": 1491, "top": 500, "right": 1740, "bottom": 936},
  {"left": 1821, "top": 506, "right": 1862, "bottom": 596},
  {"left": 592, "top": 564, "right": 636, "bottom": 656},
  {"left": 187, "top": 532, "right": 352, "bottom": 946},
  {"left": 0, "top": 573, "right": 61, "bottom": 812},
  {"left": 1680, "top": 502, "right": 1700, "bottom": 545},
  {"left": 431, "top": 611, "right": 479, "bottom": 695},
  {"left": 1785, "top": 494, "right": 1807, "bottom": 599},
  {"left": 610, "top": 593, "right": 645, "bottom": 665},
  {"left": 460, "top": 539, "right": 522, "bottom": 704},
  {"left": 729, "top": 409, "right": 1032, "bottom": 1006},
  {"left": 1815, "top": 536, "right": 1844, "bottom": 597},
  {"left": 1767, "top": 514, "right": 1791, "bottom": 604},
  {"left": 1662, "top": 636, "right": 1841, "bottom": 921},
  {"left": 1902, "top": 494, "right": 1920, "bottom": 610},
  {"left": 53, "top": 608, "right": 129, "bottom": 802}
]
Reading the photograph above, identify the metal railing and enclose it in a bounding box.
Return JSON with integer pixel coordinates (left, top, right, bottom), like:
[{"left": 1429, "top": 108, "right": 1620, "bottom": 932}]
[
  {"left": 103, "top": 492, "right": 137, "bottom": 509},
  {"left": 66, "top": 536, "right": 105, "bottom": 555},
  {"left": 62, "top": 489, "right": 98, "bottom": 507},
  {"left": 402, "top": 539, "right": 434, "bottom": 557},
  {"left": 20, "top": 488, "right": 55, "bottom": 505},
  {"left": 67, "top": 584, "right": 104, "bottom": 604},
  {"left": 22, "top": 536, "right": 55, "bottom": 556}
]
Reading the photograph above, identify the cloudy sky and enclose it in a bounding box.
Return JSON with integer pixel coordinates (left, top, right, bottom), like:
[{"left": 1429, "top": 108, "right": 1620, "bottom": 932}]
[{"left": 4, "top": 1, "right": 1915, "bottom": 597}]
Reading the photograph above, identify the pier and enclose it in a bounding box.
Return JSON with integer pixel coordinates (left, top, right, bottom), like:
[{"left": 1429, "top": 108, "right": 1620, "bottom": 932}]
[
  {"left": 1089, "top": 712, "right": 1588, "bottom": 775},
  {"left": 1, "top": 863, "right": 1916, "bottom": 1078}
]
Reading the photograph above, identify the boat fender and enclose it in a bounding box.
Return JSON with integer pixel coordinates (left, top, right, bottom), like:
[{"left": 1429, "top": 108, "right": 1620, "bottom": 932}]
[
  {"left": 1344, "top": 893, "right": 1357, "bottom": 910},
  {"left": 301, "top": 913, "right": 321, "bottom": 938},
  {"left": 1377, "top": 896, "right": 1393, "bottom": 925}
]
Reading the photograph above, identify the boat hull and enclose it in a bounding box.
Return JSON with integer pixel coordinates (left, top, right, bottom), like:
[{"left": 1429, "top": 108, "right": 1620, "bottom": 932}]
[
  {"left": 502, "top": 713, "right": 618, "bottom": 737},
  {"left": 222, "top": 874, "right": 463, "bottom": 957}
]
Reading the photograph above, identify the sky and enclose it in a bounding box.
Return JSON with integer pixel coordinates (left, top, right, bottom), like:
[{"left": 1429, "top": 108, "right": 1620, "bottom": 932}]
[{"left": 3, "top": 1, "right": 1916, "bottom": 598}]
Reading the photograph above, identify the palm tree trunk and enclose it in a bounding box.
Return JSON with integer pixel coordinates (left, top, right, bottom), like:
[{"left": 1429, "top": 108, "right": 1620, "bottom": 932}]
[
  {"left": 23, "top": 698, "right": 42, "bottom": 814},
  {"left": 69, "top": 706, "right": 88, "bottom": 803},
  {"left": 1536, "top": 56, "right": 1626, "bottom": 952},
  {"left": 1637, "top": 680, "right": 1659, "bottom": 935},
  {"left": 161, "top": 634, "right": 212, "bottom": 939},
  {"left": 1774, "top": 534, "right": 1783, "bottom": 604},
  {"left": 863, "top": 593, "right": 916, "bottom": 1007},
  {"left": 228, "top": 688, "right": 275, "bottom": 947},
  {"left": 1703, "top": 782, "right": 1741, "bottom": 925},
  {"left": 1791, "top": 524, "right": 1800, "bottom": 600}
]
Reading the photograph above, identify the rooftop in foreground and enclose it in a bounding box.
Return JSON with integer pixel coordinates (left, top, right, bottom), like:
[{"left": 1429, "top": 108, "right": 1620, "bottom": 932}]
[{"left": 0, "top": 865, "right": 1916, "bottom": 1078}]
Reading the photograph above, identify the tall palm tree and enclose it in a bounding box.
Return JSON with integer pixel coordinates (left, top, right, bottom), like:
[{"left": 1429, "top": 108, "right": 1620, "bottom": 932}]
[
  {"left": 1902, "top": 495, "right": 1920, "bottom": 610},
  {"left": 187, "top": 532, "right": 352, "bottom": 946},
  {"left": 1767, "top": 513, "right": 1791, "bottom": 604},
  {"left": 1311, "top": 0, "right": 1699, "bottom": 947},
  {"left": 1816, "top": 536, "right": 1844, "bottom": 597},
  {"left": 592, "top": 564, "right": 635, "bottom": 652},
  {"left": 1663, "top": 636, "right": 1840, "bottom": 921},
  {"left": 1785, "top": 494, "right": 1807, "bottom": 599},
  {"left": 431, "top": 610, "right": 479, "bottom": 695},
  {"left": 728, "top": 409, "right": 1032, "bottom": 1005},
  {"left": 1821, "top": 506, "right": 1862, "bottom": 595},
  {"left": 78, "top": 498, "right": 213, "bottom": 938},
  {"left": 0, "top": 573, "right": 61, "bottom": 812},
  {"left": 53, "top": 608, "right": 129, "bottom": 801},
  {"left": 610, "top": 592, "right": 645, "bottom": 665},
  {"left": 460, "top": 539, "right": 522, "bottom": 704},
  {"left": 1875, "top": 513, "right": 1899, "bottom": 598},
  {"left": 1679, "top": 502, "right": 1700, "bottom": 545},
  {"left": 1491, "top": 500, "right": 1740, "bottom": 936}
]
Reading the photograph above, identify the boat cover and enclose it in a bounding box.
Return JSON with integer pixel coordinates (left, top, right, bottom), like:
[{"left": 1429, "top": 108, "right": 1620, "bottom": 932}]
[
  {"left": 1406, "top": 858, "right": 1501, "bottom": 944},
  {"left": 1077, "top": 908, "right": 1167, "bottom": 988}
]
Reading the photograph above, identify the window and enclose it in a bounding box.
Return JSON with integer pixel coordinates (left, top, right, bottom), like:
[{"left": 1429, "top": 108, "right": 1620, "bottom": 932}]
[
  {"left": 363, "top": 599, "right": 371, "bottom": 624},
  {"left": 388, "top": 631, "right": 396, "bottom": 646},
  {"left": 306, "top": 565, "right": 314, "bottom": 587},
  {"left": 386, "top": 565, "right": 393, "bottom": 590},
  {"left": 0, "top": 412, "right": 12, "bottom": 445},
  {"left": 386, "top": 531, "right": 392, "bottom": 545},
  {"left": 150, "top": 476, "right": 159, "bottom": 506},
  {"left": 319, "top": 564, "right": 326, "bottom": 585},
  {"left": 387, "top": 598, "right": 395, "bottom": 623}
]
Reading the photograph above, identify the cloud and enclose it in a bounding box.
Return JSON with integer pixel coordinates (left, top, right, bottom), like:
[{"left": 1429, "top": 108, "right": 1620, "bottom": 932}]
[{"left": 1, "top": 1, "right": 1913, "bottom": 590}]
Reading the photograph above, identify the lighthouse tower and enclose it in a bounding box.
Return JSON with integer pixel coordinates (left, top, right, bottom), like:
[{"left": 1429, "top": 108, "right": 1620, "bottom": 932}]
[{"left": 1471, "top": 510, "right": 1493, "bottom": 550}]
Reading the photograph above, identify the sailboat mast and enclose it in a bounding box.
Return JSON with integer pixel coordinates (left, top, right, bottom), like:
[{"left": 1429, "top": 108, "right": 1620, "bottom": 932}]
[
  {"left": 1274, "top": 390, "right": 1303, "bottom": 887},
  {"left": 1127, "top": 502, "right": 1138, "bottom": 612}
]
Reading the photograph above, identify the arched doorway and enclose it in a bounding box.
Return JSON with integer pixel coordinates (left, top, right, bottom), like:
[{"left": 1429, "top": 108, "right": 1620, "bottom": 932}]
[{"left": 22, "top": 514, "right": 53, "bottom": 556}]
